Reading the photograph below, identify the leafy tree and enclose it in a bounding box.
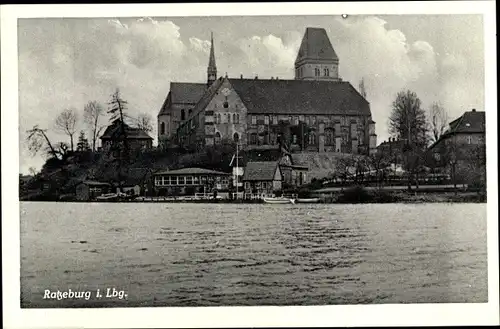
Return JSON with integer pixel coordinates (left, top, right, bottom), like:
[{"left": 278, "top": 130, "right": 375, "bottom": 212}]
[
  {"left": 388, "top": 90, "right": 429, "bottom": 190},
  {"left": 83, "top": 100, "right": 105, "bottom": 152},
  {"left": 428, "top": 102, "right": 449, "bottom": 143},
  {"left": 389, "top": 90, "right": 429, "bottom": 148},
  {"left": 54, "top": 108, "right": 78, "bottom": 151}
]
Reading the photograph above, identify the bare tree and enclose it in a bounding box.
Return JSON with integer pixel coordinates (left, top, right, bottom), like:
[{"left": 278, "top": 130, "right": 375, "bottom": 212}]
[
  {"left": 429, "top": 102, "right": 449, "bottom": 143},
  {"left": 28, "top": 167, "right": 37, "bottom": 176},
  {"left": 26, "top": 125, "right": 59, "bottom": 159},
  {"left": 54, "top": 108, "right": 78, "bottom": 151},
  {"left": 84, "top": 101, "right": 105, "bottom": 151},
  {"left": 136, "top": 112, "right": 153, "bottom": 134}
]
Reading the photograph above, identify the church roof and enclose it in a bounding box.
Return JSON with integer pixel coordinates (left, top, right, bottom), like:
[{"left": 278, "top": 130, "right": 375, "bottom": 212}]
[
  {"left": 295, "top": 27, "right": 338, "bottom": 65},
  {"left": 228, "top": 78, "right": 370, "bottom": 116},
  {"left": 158, "top": 82, "right": 206, "bottom": 116}
]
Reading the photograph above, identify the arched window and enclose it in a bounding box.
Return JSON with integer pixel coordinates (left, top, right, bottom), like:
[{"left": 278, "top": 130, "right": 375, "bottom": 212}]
[
  {"left": 216, "top": 113, "right": 221, "bottom": 124},
  {"left": 233, "top": 113, "right": 237, "bottom": 123},
  {"left": 233, "top": 132, "right": 239, "bottom": 143},
  {"left": 325, "top": 128, "right": 334, "bottom": 146},
  {"left": 324, "top": 68, "right": 329, "bottom": 76},
  {"left": 181, "top": 109, "right": 186, "bottom": 121},
  {"left": 314, "top": 68, "right": 320, "bottom": 77},
  {"left": 215, "top": 132, "right": 222, "bottom": 145},
  {"left": 236, "top": 114, "right": 240, "bottom": 124},
  {"left": 160, "top": 122, "right": 165, "bottom": 135},
  {"left": 188, "top": 109, "right": 192, "bottom": 117}
]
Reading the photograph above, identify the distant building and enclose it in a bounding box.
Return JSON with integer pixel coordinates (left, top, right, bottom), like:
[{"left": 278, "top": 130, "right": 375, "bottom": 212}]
[
  {"left": 425, "top": 109, "right": 486, "bottom": 183},
  {"left": 75, "top": 181, "right": 111, "bottom": 201},
  {"left": 242, "top": 161, "right": 283, "bottom": 197},
  {"left": 153, "top": 167, "right": 230, "bottom": 196},
  {"left": 376, "top": 137, "right": 405, "bottom": 163},
  {"left": 158, "top": 27, "right": 377, "bottom": 155},
  {"left": 100, "top": 119, "right": 153, "bottom": 151}
]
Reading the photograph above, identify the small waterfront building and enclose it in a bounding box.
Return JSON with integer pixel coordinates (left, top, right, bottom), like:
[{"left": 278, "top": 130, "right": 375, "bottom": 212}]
[
  {"left": 242, "top": 161, "right": 283, "bottom": 197},
  {"left": 153, "top": 167, "right": 230, "bottom": 196},
  {"left": 75, "top": 181, "right": 111, "bottom": 201}
]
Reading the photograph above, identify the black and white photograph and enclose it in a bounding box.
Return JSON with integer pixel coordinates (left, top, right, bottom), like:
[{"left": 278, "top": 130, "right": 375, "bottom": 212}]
[{"left": 2, "top": 1, "right": 498, "bottom": 328}]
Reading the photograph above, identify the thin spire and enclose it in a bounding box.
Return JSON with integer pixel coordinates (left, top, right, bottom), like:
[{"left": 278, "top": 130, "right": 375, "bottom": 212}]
[
  {"left": 208, "top": 31, "right": 216, "bottom": 69},
  {"left": 207, "top": 31, "right": 217, "bottom": 86}
]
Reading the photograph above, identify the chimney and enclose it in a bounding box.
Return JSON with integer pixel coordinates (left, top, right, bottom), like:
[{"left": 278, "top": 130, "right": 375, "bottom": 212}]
[
  {"left": 472, "top": 108, "right": 476, "bottom": 112},
  {"left": 240, "top": 74, "right": 243, "bottom": 79},
  {"left": 255, "top": 75, "right": 258, "bottom": 80},
  {"left": 271, "top": 77, "right": 274, "bottom": 80}
]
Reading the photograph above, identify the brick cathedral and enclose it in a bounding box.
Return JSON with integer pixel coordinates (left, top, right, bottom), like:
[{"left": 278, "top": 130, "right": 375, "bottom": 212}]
[{"left": 157, "top": 27, "right": 377, "bottom": 155}]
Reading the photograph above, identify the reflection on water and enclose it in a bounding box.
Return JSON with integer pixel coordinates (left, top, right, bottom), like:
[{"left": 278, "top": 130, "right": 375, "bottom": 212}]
[{"left": 20, "top": 202, "right": 487, "bottom": 307}]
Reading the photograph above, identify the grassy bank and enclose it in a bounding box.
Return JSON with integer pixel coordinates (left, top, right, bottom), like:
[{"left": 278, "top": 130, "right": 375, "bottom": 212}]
[{"left": 322, "top": 186, "right": 486, "bottom": 204}]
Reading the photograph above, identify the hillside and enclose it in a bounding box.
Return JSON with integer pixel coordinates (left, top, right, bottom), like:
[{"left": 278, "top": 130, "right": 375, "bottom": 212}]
[{"left": 292, "top": 152, "right": 368, "bottom": 180}]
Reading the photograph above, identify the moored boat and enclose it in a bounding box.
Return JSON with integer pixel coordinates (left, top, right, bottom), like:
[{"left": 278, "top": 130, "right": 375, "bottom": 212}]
[
  {"left": 95, "top": 193, "right": 118, "bottom": 201},
  {"left": 263, "top": 197, "right": 295, "bottom": 204},
  {"left": 296, "top": 198, "right": 320, "bottom": 203}
]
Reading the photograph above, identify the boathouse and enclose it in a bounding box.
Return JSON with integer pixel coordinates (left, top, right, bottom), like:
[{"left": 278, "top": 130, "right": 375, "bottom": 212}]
[{"left": 153, "top": 167, "right": 230, "bottom": 196}]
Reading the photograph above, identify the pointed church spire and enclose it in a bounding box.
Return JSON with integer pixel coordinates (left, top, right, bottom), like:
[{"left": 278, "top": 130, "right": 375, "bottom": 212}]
[
  {"left": 294, "top": 27, "right": 340, "bottom": 81},
  {"left": 207, "top": 32, "right": 217, "bottom": 86}
]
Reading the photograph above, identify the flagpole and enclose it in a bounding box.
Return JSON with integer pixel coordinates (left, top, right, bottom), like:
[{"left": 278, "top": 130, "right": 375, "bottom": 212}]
[{"left": 235, "top": 142, "right": 239, "bottom": 200}]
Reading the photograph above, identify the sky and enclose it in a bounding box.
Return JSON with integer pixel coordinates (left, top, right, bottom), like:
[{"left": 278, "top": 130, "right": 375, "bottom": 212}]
[{"left": 17, "top": 14, "right": 484, "bottom": 174}]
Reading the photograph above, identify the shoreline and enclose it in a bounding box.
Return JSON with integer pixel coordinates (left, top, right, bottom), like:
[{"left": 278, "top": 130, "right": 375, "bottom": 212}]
[{"left": 20, "top": 191, "right": 486, "bottom": 204}]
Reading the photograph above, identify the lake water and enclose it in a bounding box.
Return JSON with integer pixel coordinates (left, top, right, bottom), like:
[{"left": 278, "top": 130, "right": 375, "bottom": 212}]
[{"left": 20, "top": 202, "right": 488, "bottom": 307}]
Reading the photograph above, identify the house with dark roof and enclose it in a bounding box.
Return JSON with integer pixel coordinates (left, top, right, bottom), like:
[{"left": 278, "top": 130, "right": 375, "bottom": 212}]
[
  {"left": 242, "top": 161, "right": 283, "bottom": 197},
  {"left": 425, "top": 109, "right": 486, "bottom": 182},
  {"left": 157, "top": 27, "right": 377, "bottom": 155},
  {"left": 100, "top": 119, "right": 153, "bottom": 151}
]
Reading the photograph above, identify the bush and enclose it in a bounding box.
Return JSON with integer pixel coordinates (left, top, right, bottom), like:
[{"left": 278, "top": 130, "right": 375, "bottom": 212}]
[{"left": 337, "top": 185, "right": 372, "bottom": 203}]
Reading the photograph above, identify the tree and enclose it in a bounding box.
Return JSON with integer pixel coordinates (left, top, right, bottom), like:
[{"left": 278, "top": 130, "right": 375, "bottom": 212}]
[
  {"left": 389, "top": 90, "right": 429, "bottom": 147},
  {"left": 26, "top": 125, "right": 60, "bottom": 159},
  {"left": 107, "top": 88, "right": 130, "bottom": 188},
  {"left": 428, "top": 102, "right": 449, "bottom": 143},
  {"left": 388, "top": 90, "right": 429, "bottom": 190},
  {"left": 83, "top": 101, "right": 105, "bottom": 152},
  {"left": 54, "top": 108, "right": 78, "bottom": 151},
  {"left": 76, "top": 130, "right": 91, "bottom": 152},
  {"left": 368, "top": 151, "right": 390, "bottom": 188},
  {"left": 136, "top": 112, "right": 153, "bottom": 134},
  {"left": 28, "top": 167, "right": 37, "bottom": 176}
]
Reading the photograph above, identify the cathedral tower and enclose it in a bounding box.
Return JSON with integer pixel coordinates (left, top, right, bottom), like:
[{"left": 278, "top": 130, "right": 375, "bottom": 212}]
[
  {"left": 207, "top": 32, "right": 217, "bottom": 86},
  {"left": 294, "top": 27, "right": 340, "bottom": 81}
]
